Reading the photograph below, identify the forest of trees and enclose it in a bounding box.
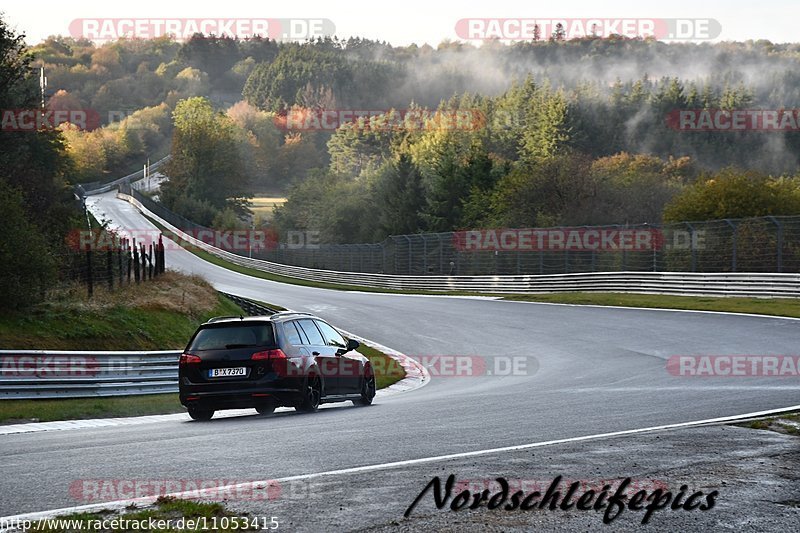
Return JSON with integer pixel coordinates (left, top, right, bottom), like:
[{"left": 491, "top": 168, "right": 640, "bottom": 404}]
[{"left": 23, "top": 30, "right": 800, "bottom": 243}]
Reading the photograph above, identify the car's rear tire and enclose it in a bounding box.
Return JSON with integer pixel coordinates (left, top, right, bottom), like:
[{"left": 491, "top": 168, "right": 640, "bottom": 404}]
[
  {"left": 188, "top": 407, "right": 214, "bottom": 421},
  {"left": 297, "top": 376, "right": 321, "bottom": 413},
  {"left": 355, "top": 367, "right": 376, "bottom": 406},
  {"left": 256, "top": 400, "right": 276, "bottom": 415}
]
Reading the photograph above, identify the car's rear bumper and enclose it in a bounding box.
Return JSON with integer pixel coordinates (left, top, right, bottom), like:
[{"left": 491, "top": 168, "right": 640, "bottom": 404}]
[{"left": 180, "top": 377, "right": 304, "bottom": 409}]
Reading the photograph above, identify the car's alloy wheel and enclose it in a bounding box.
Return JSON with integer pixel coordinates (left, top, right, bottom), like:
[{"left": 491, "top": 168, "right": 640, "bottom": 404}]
[
  {"left": 298, "top": 376, "right": 321, "bottom": 412},
  {"left": 356, "top": 368, "right": 376, "bottom": 406}
]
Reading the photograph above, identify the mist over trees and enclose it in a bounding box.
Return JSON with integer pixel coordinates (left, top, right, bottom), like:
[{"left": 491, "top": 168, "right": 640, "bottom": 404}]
[{"left": 26, "top": 31, "right": 800, "bottom": 241}]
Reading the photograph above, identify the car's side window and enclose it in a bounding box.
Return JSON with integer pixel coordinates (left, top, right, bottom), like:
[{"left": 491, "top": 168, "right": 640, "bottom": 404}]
[
  {"left": 314, "top": 320, "right": 347, "bottom": 349},
  {"left": 297, "top": 319, "right": 326, "bottom": 346},
  {"left": 283, "top": 321, "right": 304, "bottom": 346},
  {"left": 295, "top": 321, "right": 311, "bottom": 344}
]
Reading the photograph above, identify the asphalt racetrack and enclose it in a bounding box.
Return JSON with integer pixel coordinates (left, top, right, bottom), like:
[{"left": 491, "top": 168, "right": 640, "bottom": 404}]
[{"left": 2, "top": 192, "right": 797, "bottom": 525}]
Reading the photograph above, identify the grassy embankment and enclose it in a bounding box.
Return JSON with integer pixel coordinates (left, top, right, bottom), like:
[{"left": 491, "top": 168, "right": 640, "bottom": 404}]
[{"left": 0, "top": 272, "right": 404, "bottom": 423}]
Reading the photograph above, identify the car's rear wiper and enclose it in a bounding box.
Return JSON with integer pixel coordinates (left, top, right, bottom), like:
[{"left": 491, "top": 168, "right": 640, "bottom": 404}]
[{"left": 225, "top": 343, "right": 256, "bottom": 348}]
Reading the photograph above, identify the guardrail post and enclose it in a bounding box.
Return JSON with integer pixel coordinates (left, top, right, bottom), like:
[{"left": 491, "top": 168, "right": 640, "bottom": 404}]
[
  {"left": 159, "top": 234, "right": 165, "bottom": 274},
  {"left": 141, "top": 244, "right": 148, "bottom": 280},
  {"left": 117, "top": 240, "right": 123, "bottom": 284},
  {"left": 148, "top": 244, "right": 154, "bottom": 279},
  {"left": 133, "top": 240, "right": 140, "bottom": 283},
  {"left": 126, "top": 240, "right": 132, "bottom": 283},
  {"left": 768, "top": 216, "right": 783, "bottom": 272}
]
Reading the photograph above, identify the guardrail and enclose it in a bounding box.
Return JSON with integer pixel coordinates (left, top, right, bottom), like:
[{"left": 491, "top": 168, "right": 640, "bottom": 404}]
[
  {"left": 0, "top": 293, "right": 277, "bottom": 399},
  {"left": 120, "top": 193, "right": 800, "bottom": 298},
  {"left": 0, "top": 350, "right": 181, "bottom": 399},
  {"left": 218, "top": 292, "right": 279, "bottom": 316},
  {"left": 76, "top": 155, "right": 171, "bottom": 197}
]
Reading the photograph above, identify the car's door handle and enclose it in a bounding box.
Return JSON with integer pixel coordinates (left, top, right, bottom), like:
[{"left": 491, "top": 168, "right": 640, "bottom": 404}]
[{"left": 312, "top": 351, "right": 320, "bottom": 356}]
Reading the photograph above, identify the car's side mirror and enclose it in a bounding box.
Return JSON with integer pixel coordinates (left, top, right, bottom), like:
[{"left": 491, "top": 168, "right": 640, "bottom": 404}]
[{"left": 336, "top": 338, "right": 360, "bottom": 356}]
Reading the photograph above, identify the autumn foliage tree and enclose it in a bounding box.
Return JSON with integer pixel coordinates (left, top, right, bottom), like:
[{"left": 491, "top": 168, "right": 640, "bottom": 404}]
[{"left": 162, "top": 97, "right": 251, "bottom": 225}]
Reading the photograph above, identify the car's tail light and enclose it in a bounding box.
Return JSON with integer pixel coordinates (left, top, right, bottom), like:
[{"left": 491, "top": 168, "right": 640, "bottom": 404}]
[
  {"left": 179, "top": 353, "right": 201, "bottom": 366},
  {"left": 252, "top": 349, "right": 287, "bottom": 361},
  {"left": 253, "top": 349, "right": 290, "bottom": 377}
]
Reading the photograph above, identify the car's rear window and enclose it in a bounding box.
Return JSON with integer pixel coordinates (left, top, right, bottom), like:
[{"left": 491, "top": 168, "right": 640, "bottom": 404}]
[{"left": 189, "top": 323, "right": 275, "bottom": 351}]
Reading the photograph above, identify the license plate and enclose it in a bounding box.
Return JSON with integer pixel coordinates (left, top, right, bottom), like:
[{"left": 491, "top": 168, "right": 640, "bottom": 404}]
[{"left": 208, "top": 367, "right": 246, "bottom": 378}]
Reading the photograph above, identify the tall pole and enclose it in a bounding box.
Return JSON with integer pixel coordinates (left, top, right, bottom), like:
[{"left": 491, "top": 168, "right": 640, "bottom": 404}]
[{"left": 39, "top": 66, "right": 47, "bottom": 109}]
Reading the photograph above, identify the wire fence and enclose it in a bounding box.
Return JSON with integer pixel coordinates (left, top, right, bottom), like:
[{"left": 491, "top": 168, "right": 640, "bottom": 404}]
[
  {"left": 56, "top": 231, "right": 166, "bottom": 298},
  {"left": 118, "top": 185, "right": 800, "bottom": 276}
]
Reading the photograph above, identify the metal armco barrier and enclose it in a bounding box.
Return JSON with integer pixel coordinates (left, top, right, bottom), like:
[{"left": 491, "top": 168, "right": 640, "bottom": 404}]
[
  {"left": 76, "top": 155, "right": 171, "bottom": 197},
  {"left": 218, "top": 292, "right": 279, "bottom": 316},
  {"left": 120, "top": 193, "right": 800, "bottom": 298},
  {"left": 0, "top": 350, "right": 181, "bottom": 399}
]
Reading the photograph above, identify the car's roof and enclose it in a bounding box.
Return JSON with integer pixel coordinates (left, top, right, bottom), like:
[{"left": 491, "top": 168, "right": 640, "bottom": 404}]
[{"left": 202, "top": 311, "right": 318, "bottom": 325}]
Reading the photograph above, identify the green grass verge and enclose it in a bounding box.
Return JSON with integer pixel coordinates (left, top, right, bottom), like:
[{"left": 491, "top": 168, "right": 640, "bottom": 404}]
[
  {"left": 0, "top": 394, "right": 182, "bottom": 424},
  {"left": 30, "top": 496, "right": 257, "bottom": 533},
  {"left": 738, "top": 411, "right": 800, "bottom": 436},
  {"left": 355, "top": 343, "right": 405, "bottom": 390},
  {"left": 502, "top": 292, "right": 800, "bottom": 319}
]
